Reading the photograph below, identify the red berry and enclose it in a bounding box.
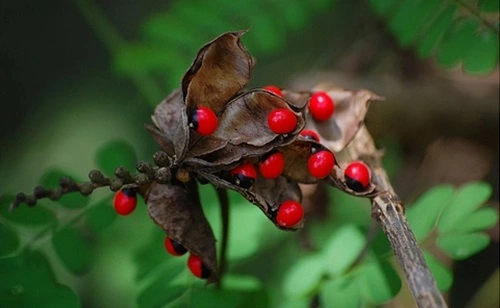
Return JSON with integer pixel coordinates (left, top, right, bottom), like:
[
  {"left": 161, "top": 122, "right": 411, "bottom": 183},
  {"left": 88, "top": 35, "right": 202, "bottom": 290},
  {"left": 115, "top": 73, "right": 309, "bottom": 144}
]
[
  {"left": 164, "top": 236, "right": 187, "bottom": 256},
  {"left": 189, "top": 106, "right": 218, "bottom": 136},
  {"left": 344, "top": 161, "right": 371, "bottom": 192},
  {"left": 308, "top": 91, "right": 335, "bottom": 122},
  {"left": 259, "top": 151, "right": 285, "bottom": 179},
  {"left": 308, "top": 150, "right": 335, "bottom": 179},
  {"left": 300, "top": 129, "right": 320, "bottom": 142},
  {"left": 230, "top": 161, "right": 257, "bottom": 188},
  {"left": 113, "top": 188, "right": 137, "bottom": 215},
  {"left": 267, "top": 108, "right": 297, "bottom": 134},
  {"left": 187, "top": 253, "right": 210, "bottom": 279},
  {"left": 276, "top": 200, "right": 304, "bottom": 228},
  {"left": 263, "top": 85, "right": 284, "bottom": 97}
]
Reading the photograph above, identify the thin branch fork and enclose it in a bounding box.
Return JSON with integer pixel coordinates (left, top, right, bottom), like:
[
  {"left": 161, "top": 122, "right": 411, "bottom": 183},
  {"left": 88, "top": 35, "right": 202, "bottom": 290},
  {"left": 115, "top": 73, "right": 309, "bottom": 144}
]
[{"left": 347, "top": 126, "right": 447, "bottom": 308}]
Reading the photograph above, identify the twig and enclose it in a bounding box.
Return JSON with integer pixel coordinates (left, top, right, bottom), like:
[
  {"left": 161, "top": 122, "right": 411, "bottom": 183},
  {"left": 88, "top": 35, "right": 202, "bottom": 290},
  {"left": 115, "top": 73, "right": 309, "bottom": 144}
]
[
  {"left": 215, "top": 188, "right": 230, "bottom": 289},
  {"left": 347, "top": 126, "right": 447, "bottom": 308}
]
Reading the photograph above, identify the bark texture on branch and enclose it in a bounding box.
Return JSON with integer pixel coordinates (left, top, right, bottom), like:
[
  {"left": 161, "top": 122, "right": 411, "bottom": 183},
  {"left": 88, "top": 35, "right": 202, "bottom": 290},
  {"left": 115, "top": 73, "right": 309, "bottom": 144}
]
[{"left": 347, "top": 126, "right": 447, "bottom": 308}]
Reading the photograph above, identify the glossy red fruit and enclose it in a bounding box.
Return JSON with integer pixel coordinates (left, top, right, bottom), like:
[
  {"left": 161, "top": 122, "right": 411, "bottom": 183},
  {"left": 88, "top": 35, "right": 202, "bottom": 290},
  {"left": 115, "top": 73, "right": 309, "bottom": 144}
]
[
  {"left": 308, "top": 150, "right": 335, "bottom": 179},
  {"left": 308, "top": 91, "right": 335, "bottom": 122},
  {"left": 259, "top": 151, "right": 285, "bottom": 179},
  {"left": 113, "top": 188, "right": 137, "bottom": 215},
  {"left": 187, "top": 253, "right": 210, "bottom": 279},
  {"left": 164, "top": 236, "right": 187, "bottom": 256},
  {"left": 300, "top": 129, "right": 320, "bottom": 142},
  {"left": 267, "top": 108, "right": 297, "bottom": 134},
  {"left": 263, "top": 85, "right": 284, "bottom": 97},
  {"left": 189, "top": 106, "right": 218, "bottom": 136},
  {"left": 344, "top": 161, "right": 371, "bottom": 192},
  {"left": 230, "top": 161, "right": 257, "bottom": 188},
  {"left": 276, "top": 200, "right": 304, "bottom": 228}
]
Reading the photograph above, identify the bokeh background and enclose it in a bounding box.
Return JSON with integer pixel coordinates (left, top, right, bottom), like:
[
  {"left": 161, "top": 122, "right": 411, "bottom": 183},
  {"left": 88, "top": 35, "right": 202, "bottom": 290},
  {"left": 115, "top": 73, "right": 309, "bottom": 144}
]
[{"left": 1, "top": 1, "right": 498, "bottom": 307}]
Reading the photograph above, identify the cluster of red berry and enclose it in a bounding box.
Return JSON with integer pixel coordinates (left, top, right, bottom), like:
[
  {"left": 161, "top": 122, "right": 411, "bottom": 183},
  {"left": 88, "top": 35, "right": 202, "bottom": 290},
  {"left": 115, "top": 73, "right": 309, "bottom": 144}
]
[{"left": 111, "top": 85, "right": 372, "bottom": 280}]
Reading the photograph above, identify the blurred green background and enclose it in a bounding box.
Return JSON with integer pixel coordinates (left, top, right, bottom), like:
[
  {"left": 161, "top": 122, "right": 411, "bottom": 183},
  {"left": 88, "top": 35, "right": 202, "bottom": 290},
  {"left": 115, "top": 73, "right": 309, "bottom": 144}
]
[{"left": 0, "top": 0, "right": 498, "bottom": 307}]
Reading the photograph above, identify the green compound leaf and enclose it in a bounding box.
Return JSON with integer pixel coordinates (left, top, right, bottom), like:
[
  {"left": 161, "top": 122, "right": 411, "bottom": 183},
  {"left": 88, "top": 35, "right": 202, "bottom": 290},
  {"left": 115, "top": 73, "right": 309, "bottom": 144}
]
[
  {"left": 39, "top": 168, "right": 89, "bottom": 209},
  {"left": 322, "top": 225, "right": 366, "bottom": 277},
  {"left": 437, "top": 232, "right": 490, "bottom": 260},
  {"left": 423, "top": 251, "right": 453, "bottom": 292},
  {"left": 452, "top": 207, "right": 499, "bottom": 234},
  {"left": 283, "top": 254, "right": 325, "bottom": 298},
  {"left": 438, "top": 182, "right": 492, "bottom": 234},
  {"left": 85, "top": 196, "right": 117, "bottom": 233},
  {"left": 52, "top": 226, "right": 93, "bottom": 275},
  {"left": 0, "top": 223, "right": 20, "bottom": 257},
  {"left": 369, "top": 0, "right": 499, "bottom": 74},
  {"left": 388, "top": 0, "right": 441, "bottom": 47},
  {"left": 0, "top": 194, "right": 55, "bottom": 226},
  {"left": 479, "top": 0, "right": 499, "bottom": 12},
  {"left": 320, "top": 277, "right": 361, "bottom": 308},
  {"left": 188, "top": 283, "right": 268, "bottom": 308},
  {"left": 0, "top": 250, "right": 79, "bottom": 307},
  {"left": 406, "top": 184, "right": 454, "bottom": 241},
  {"left": 136, "top": 258, "right": 186, "bottom": 308},
  {"left": 437, "top": 18, "right": 480, "bottom": 67},
  {"left": 416, "top": 5, "right": 457, "bottom": 57},
  {"left": 133, "top": 229, "right": 169, "bottom": 282},
  {"left": 357, "top": 259, "right": 402, "bottom": 305},
  {"left": 95, "top": 139, "right": 138, "bottom": 177}
]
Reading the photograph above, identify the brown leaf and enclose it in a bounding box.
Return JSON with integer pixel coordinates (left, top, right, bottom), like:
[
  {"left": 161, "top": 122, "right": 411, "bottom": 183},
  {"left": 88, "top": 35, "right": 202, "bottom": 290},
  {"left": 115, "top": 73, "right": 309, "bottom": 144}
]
[
  {"left": 149, "top": 89, "right": 189, "bottom": 160},
  {"left": 281, "top": 140, "right": 318, "bottom": 184},
  {"left": 303, "top": 83, "right": 383, "bottom": 152},
  {"left": 182, "top": 30, "right": 252, "bottom": 116},
  {"left": 145, "top": 181, "right": 218, "bottom": 282},
  {"left": 199, "top": 171, "right": 303, "bottom": 230},
  {"left": 184, "top": 90, "right": 306, "bottom": 167}
]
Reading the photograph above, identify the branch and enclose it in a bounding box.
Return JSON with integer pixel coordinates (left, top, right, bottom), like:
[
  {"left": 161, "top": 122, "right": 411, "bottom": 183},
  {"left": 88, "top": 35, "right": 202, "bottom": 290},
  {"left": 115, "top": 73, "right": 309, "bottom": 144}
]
[{"left": 347, "top": 126, "right": 447, "bottom": 308}]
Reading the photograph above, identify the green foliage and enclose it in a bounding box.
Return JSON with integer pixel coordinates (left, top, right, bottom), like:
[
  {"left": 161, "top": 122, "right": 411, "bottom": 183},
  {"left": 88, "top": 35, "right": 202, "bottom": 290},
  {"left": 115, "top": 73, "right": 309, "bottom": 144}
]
[
  {"left": 369, "top": 0, "right": 499, "bottom": 74},
  {"left": 0, "top": 250, "right": 79, "bottom": 307},
  {"left": 0, "top": 139, "right": 139, "bottom": 306},
  {"left": 112, "top": 0, "right": 337, "bottom": 99}
]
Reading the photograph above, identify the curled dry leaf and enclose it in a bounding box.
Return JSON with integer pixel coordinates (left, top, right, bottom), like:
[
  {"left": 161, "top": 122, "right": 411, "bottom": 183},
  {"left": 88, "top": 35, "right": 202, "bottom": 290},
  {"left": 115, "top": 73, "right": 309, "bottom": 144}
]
[
  {"left": 309, "top": 83, "right": 383, "bottom": 152},
  {"left": 145, "top": 181, "right": 218, "bottom": 282},
  {"left": 147, "top": 89, "right": 189, "bottom": 160},
  {"left": 182, "top": 30, "right": 252, "bottom": 116},
  {"left": 199, "top": 171, "right": 302, "bottom": 230}
]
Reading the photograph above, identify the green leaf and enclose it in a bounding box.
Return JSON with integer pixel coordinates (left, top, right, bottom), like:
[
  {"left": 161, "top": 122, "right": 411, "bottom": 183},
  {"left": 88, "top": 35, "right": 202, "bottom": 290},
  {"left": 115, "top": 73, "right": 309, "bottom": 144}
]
[
  {"left": 39, "top": 168, "right": 89, "bottom": 209},
  {"left": 133, "top": 229, "right": 170, "bottom": 282},
  {"left": 357, "top": 259, "right": 402, "bottom": 304},
  {"left": 137, "top": 259, "right": 186, "bottom": 308},
  {"left": 438, "top": 182, "right": 492, "bottom": 234},
  {"left": 188, "top": 285, "right": 268, "bottom": 308},
  {"left": 0, "top": 194, "right": 55, "bottom": 226},
  {"left": 462, "top": 30, "right": 499, "bottom": 74},
  {"left": 0, "top": 223, "right": 20, "bottom": 257},
  {"left": 452, "top": 207, "right": 499, "bottom": 234},
  {"left": 406, "top": 185, "right": 454, "bottom": 241},
  {"left": 423, "top": 251, "right": 453, "bottom": 292},
  {"left": 320, "top": 277, "right": 361, "bottom": 308},
  {"left": 479, "top": 0, "right": 499, "bottom": 12},
  {"left": 52, "top": 226, "right": 93, "bottom": 275},
  {"left": 283, "top": 254, "right": 325, "bottom": 298},
  {"left": 437, "top": 232, "right": 490, "bottom": 260},
  {"left": 416, "top": 5, "right": 457, "bottom": 57},
  {"left": 95, "top": 139, "right": 138, "bottom": 177},
  {"left": 85, "top": 197, "right": 117, "bottom": 233},
  {"left": 322, "top": 225, "right": 366, "bottom": 276},
  {"left": 437, "top": 18, "right": 478, "bottom": 68},
  {"left": 389, "top": 0, "right": 441, "bottom": 47},
  {"left": 0, "top": 250, "right": 79, "bottom": 307},
  {"left": 369, "top": 0, "right": 399, "bottom": 16}
]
